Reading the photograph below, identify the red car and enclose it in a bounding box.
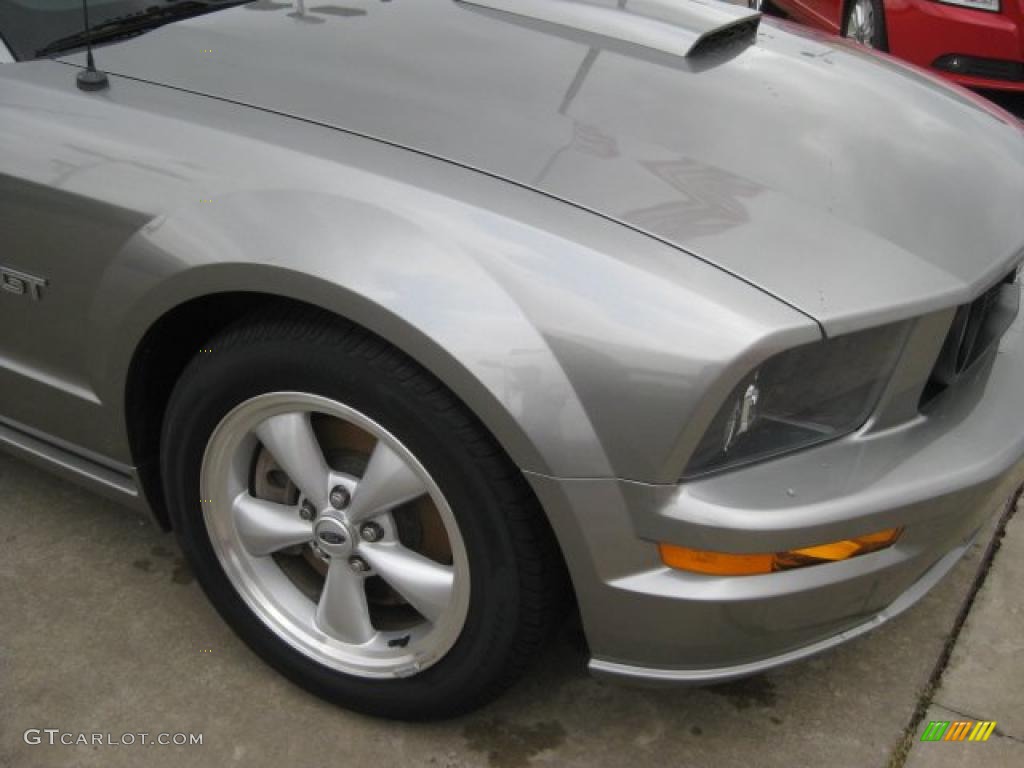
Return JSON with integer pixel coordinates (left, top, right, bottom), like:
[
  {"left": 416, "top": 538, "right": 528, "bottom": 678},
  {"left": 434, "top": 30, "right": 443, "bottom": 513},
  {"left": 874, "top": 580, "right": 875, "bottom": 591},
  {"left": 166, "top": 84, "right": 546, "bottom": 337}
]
[{"left": 752, "top": 0, "right": 1024, "bottom": 92}]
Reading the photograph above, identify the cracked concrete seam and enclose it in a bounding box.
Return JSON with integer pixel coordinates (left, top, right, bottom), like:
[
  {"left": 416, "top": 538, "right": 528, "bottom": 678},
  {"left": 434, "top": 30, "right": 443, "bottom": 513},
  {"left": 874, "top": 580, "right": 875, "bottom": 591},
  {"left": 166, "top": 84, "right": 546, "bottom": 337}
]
[{"left": 887, "top": 487, "right": 1023, "bottom": 767}]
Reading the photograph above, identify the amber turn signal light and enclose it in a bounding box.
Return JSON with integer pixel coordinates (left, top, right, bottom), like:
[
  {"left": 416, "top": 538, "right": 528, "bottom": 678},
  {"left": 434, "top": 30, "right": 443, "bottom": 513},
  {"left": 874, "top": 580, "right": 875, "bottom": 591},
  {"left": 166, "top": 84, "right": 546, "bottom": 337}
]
[{"left": 659, "top": 528, "right": 902, "bottom": 576}]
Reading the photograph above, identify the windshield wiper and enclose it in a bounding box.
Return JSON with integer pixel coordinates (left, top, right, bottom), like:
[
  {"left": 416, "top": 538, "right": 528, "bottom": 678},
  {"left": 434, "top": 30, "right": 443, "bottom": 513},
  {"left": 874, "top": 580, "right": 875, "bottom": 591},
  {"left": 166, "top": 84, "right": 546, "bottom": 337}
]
[{"left": 36, "top": 1, "right": 251, "bottom": 57}]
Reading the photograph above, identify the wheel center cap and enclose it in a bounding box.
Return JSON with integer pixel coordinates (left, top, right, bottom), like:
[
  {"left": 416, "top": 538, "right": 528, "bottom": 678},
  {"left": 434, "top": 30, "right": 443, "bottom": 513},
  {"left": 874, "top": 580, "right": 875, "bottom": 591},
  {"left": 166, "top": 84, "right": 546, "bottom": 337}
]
[{"left": 312, "top": 517, "right": 353, "bottom": 557}]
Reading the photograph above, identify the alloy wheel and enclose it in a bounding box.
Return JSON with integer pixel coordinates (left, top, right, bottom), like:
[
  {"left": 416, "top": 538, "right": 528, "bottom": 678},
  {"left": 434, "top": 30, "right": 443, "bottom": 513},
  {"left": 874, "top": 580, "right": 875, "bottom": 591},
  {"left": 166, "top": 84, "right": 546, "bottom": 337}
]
[
  {"left": 845, "top": 0, "right": 877, "bottom": 47},
  {"left": 199, "top": 392, "right": 471, "bottom": 679}
]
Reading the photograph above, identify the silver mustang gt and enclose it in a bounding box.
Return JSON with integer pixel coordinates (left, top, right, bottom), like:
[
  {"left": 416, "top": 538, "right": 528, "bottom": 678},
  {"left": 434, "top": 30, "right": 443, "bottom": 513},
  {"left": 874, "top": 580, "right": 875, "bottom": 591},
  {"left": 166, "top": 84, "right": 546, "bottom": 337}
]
[{"left": 1, "top": 0, "right": 1022, "bottom": 719}]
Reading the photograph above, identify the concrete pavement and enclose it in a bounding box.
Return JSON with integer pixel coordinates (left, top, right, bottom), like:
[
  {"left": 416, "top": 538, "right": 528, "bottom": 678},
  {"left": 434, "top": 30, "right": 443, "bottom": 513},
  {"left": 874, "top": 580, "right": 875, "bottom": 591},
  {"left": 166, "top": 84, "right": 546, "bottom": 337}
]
[
  {"left": 0, "top": 451, "right": 1020, "bottom": 768},
  {"left": 904, "top": 511, "right": 1024, "bottom": 767}
]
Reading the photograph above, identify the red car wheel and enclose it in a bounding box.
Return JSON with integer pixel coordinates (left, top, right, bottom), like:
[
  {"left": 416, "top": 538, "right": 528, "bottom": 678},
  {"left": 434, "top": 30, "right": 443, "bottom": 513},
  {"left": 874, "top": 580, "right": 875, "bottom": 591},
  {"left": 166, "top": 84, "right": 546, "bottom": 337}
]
[{"left": 844, "top": 0, "right": 889, "bottom": 51}]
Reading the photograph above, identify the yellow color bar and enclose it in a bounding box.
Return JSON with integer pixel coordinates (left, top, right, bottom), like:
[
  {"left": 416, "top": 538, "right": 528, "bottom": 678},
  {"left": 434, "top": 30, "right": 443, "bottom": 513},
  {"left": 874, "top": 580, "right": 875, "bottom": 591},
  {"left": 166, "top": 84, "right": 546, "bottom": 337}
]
[
  {"left": 969, "top": 722, "right": 997, "bottom": 742},
  {"left": 659, "top": 528, "right": 902, "bottom": 576}
]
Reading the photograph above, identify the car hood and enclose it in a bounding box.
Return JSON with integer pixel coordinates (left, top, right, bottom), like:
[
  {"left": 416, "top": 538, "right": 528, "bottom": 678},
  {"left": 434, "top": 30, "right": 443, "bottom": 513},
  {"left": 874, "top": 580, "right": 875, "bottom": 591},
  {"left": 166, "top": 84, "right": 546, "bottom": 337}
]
[{"left": 61, "top": 0, "right": 1024, "bottom": 333}]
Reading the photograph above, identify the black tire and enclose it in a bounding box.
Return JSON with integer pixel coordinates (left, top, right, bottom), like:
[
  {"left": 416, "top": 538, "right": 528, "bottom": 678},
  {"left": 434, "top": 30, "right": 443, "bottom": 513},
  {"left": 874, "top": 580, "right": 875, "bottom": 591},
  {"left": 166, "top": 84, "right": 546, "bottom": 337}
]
[
  {"left": 160, "top": 305, "right": 566, "bottom": 719},
  {"left": 843, "top": 0, "right": 888, "bottom": 52}
]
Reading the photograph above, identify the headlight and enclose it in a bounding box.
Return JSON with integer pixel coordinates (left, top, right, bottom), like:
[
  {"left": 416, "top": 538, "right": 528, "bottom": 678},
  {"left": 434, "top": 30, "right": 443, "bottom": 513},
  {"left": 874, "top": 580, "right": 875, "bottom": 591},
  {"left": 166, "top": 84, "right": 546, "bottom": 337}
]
[
  {"left": 935, "top": 0, "right": 999, "bottom": 12},
  {"left": 683, "top": 324, "right": 908, "bottom": 478}
]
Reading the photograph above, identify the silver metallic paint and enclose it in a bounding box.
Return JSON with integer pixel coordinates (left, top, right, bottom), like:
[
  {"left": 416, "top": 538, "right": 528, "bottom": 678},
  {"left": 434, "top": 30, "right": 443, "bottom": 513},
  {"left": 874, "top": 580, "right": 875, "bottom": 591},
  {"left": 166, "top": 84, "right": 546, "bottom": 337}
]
[
  {"left": 57, "top": 1, "right": 1024, "bottom": 334},
  {"left": 458, "top": 0, "right": 762, "bottom": 58},
  {"left": 0, "top": 59, "right": 815, "bottom": 485},
  {"left": 588, "top": 532, "right": 978, "bottom": 684},
  {"left": 1, "top": 0, "right": 1022, "bottom": 684},
  {"left": 528, "top": 306, "right": 1024, "bottom": 675},
  {"left": 0, "top": 414, "right": 144, "bottom": 509}
]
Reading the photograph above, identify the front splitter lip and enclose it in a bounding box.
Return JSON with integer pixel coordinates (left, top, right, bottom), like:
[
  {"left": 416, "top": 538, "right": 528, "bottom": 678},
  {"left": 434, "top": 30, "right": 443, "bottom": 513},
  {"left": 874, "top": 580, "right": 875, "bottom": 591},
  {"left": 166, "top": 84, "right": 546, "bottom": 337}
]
[{"left": 588, "top": 527, "right": 974, "bottom": 687}]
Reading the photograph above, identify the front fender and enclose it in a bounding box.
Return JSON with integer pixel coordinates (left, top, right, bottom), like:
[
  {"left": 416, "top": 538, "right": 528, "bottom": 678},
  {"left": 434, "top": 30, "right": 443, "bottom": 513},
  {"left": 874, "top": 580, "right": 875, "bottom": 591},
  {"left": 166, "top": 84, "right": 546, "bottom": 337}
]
[
  {"left": 94, "top": 184, "right": 815, "bottom": 482},
  {"left": 90, "top": 187, "right": 611, "bottom": 477},
  {"left": 58, "top": 87, "right": 815, "bottom": 482}
]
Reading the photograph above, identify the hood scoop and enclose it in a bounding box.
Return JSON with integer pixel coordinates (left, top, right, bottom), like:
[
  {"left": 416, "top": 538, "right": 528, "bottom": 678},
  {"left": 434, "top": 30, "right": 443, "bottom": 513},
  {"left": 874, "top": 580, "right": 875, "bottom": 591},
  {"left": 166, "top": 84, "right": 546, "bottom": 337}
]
[{"left": 458, "top": 0, "right": 761, "bottom": 58}]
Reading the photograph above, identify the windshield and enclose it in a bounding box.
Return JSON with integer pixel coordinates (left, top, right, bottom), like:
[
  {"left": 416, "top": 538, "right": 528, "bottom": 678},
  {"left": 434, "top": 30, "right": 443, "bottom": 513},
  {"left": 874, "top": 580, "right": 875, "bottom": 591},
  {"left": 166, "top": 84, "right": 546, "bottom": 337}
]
[{"left": 0, "top": 0, "right": 244, "bottom": 61}]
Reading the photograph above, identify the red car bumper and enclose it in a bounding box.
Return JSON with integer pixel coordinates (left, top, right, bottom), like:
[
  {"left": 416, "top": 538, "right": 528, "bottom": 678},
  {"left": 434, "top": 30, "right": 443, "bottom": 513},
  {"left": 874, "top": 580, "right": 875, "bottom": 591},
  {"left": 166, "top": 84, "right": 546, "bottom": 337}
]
[{"left": 886, "top": 0, "right": 1024, "bottom": 92}]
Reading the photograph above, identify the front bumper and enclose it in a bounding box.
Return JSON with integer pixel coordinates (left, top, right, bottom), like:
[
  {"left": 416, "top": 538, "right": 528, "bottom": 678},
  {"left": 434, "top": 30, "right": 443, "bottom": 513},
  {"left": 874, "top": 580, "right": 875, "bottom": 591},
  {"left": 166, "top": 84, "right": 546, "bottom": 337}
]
[
  {"left": 526, "top": 298, "right": 1024, "bottom": 684},
  {"left": 887, "top": 0, "right": 1024, "bottom": 92}
]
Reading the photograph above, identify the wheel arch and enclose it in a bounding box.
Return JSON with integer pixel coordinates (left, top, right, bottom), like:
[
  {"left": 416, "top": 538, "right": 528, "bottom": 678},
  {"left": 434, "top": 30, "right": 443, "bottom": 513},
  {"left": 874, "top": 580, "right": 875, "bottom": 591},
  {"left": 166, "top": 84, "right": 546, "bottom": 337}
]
[{"left": 121, "top": 286, "right": 554, "bottom": 531}]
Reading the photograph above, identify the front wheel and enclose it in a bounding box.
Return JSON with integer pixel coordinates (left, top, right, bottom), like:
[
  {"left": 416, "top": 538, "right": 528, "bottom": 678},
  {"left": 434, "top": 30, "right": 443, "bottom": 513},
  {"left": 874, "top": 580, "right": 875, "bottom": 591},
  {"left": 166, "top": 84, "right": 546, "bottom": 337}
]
[
  {"left": 843, "top": 0, "right": 888, "bottom": 51},
  {"left": 161, "top": 309, "right": 565, "bottom": 719}
]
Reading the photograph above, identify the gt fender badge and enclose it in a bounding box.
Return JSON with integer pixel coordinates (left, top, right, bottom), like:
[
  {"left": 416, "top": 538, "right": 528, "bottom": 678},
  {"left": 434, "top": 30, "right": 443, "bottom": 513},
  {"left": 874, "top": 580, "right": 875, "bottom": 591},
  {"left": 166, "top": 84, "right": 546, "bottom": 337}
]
[{"left": 0, "top": 265, "right": 47, "bottom": 301}]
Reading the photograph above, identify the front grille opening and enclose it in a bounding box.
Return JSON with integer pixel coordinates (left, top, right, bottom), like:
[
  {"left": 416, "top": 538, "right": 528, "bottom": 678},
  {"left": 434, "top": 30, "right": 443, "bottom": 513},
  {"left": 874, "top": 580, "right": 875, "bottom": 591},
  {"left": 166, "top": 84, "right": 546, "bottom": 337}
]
[
  {"left": 933, "top": 54, "right": 1024, "bottom": 83},
  {"left": 919, "top": 268, "right": 1020, "bottom": 409}
]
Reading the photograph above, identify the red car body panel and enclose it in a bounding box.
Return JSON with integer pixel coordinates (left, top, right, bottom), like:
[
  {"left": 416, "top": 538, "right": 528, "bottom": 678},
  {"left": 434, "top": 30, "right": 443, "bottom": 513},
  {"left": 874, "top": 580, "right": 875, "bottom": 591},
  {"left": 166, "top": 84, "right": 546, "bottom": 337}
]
[{"left": 775, "top": 0, "right": 1024, "bottom": 92}]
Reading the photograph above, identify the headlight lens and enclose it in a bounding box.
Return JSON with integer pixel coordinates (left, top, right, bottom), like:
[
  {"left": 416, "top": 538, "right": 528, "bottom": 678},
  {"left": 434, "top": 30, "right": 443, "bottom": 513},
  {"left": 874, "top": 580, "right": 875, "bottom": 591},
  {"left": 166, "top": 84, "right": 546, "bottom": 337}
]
[
  {"left": 935, "top": 0, "right": 999, "bottom": 11},
  {"left": 683, "top": 324, "right": 907, "bottom": 478}
]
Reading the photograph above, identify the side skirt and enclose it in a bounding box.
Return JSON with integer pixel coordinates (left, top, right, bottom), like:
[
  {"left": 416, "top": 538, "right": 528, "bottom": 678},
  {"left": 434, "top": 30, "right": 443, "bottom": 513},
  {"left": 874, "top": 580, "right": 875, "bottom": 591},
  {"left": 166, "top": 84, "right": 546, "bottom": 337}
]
[{"left": 0, "top": 415, "right": 154, "bottom": 520}]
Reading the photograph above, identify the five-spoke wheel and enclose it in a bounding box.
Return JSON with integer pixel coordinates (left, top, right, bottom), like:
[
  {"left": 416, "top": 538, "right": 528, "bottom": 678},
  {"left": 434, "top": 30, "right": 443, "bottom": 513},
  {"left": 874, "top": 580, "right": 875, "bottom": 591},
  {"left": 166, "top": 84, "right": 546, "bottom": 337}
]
[
  {"left": 161, "top": 310, "right": 564, "bottom": 718},
  {"left": 201, "top": 393, "right": 470, "bottom": 677}
]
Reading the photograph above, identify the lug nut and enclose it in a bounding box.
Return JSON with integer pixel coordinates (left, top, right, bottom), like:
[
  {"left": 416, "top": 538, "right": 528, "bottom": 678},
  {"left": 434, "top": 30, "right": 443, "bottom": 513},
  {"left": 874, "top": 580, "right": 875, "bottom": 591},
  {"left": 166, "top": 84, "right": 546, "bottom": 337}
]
[
  {"left": 348, "top": 556, "right": 369, "bottom": 573},
  {"left": 300, "top": 501, "right": 316, "bottom": 521},
  {"left": 329, "top": 485, "right": 351, "bottom": 510},
  {"left": 360, "top": 522, "right": 384, "bottom": 542}
]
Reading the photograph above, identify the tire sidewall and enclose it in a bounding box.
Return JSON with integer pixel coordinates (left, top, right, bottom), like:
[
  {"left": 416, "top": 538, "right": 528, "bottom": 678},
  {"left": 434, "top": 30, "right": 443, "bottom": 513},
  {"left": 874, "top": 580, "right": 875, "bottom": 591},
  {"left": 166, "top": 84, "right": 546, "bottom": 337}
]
[{"left": 162, "top": 333, "right": 525, "bottom": 718}]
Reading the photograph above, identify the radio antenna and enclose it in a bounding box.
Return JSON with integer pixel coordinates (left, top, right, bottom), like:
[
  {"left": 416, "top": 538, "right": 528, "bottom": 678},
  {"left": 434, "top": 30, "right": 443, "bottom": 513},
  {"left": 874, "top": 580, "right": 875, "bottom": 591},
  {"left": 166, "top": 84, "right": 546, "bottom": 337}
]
[{"left": 76, "top": 0, "right": 109, "bottom": 91}]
